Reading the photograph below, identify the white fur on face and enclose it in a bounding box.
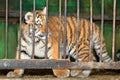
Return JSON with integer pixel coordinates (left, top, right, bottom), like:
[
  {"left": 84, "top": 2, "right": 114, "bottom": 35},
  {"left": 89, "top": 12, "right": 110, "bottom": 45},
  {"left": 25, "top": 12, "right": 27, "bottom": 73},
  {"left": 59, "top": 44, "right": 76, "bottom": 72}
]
[
  {"left": 35, "top": 17, "right": 43, "bottom": 25},
  {"left": 25, "top": 12, "right": 33, "bottom": 24}
]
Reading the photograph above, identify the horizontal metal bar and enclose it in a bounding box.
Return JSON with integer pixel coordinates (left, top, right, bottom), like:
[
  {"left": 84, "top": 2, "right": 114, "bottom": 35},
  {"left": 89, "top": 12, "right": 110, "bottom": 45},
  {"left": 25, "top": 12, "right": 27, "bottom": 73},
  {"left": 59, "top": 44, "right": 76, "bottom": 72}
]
[
  {"left": 71, "top": 61, "right": 120, "bottom": 69},
  {"left": 1, "top": 11, "right": 120, "bottom": 21},
  {"left": 0, "top": 59, "right": 70, "bottom": 69},
  {"left": 1, "top": 18, "right": 120, "bottom": 25},
  {"left": 0, "top": 59, "right": 120, "bottom": 69}
]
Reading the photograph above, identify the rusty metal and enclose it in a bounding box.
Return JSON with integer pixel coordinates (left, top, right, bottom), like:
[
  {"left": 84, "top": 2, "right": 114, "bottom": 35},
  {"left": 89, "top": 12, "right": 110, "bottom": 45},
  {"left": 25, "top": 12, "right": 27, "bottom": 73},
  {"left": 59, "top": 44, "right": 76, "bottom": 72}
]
[
  {"left": 76, "top": 0, "right": 80, "bottom": 61},
  {"left": 70, "top": 61, "right": 120, "bottom": 69},
  {"left": 5, "top": 0, "right": 8, "bottom": 59},
  {"left": 0, "top": 59, "right": 120, "bottom": 69},
  {"left": 58, "top": 0, "right": 62, "bottom": 59},
  {"left": 0, "top": 59, "right": 69, "bottom": 69},
  {"left": 89, "top": 0, "right": 93, "bottom": 62},
  {"left": 63, "top": 0, "right": 67, "bottom": 59},
  {"left": 112, "top": 0, "right": 116, "bottom": 61},
  {"left": 18, "top": 0, "right": 22, "bottom": 59},
  {"left": 32, "top": 0, "right": 36, "bottom": 59},
  {"left": 0, "top": 0, "right": 120, "bottom": 70},
  {"left": 45, "top": 0, "right": 49, "bottom": 59},
  {"left": 100, "top": 0, "right": 104, "bottom": 62}
]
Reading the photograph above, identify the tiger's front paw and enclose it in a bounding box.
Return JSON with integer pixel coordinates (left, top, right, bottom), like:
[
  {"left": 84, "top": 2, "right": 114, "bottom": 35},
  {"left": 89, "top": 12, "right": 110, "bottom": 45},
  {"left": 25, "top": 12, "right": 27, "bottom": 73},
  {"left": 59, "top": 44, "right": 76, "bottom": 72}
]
[
  {"left": 7, "top": 69, "right": 24, "bottom": 78},
  {"left": 53, "top": 69, "right": 70, "bottom": 78}
]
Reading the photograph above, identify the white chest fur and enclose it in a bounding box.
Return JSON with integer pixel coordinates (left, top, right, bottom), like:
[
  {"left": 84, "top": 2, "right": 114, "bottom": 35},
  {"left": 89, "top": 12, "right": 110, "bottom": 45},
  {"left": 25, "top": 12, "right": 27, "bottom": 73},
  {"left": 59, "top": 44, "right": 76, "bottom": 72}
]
[{"left": 20, "top": 37, "right": 46, "bottom": 58}]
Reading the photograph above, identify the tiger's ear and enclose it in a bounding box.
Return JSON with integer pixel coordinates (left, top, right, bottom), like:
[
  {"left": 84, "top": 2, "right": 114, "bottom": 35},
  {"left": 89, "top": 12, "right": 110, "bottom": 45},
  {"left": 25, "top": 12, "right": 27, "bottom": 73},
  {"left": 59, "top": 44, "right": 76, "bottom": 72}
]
[
  {"left": 42, "top": 7, "right": 46, "bottom": 15},
  {"left": 24, "top": 12, "right": 33, "bottom": 24}
]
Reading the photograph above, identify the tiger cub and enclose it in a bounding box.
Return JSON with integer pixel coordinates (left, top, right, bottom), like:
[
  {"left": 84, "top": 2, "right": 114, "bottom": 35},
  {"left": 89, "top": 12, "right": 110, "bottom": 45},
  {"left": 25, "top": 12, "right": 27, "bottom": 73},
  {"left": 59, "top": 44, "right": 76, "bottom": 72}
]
[{"left": 7, "top": 7, "right": 112, "bottom": 78}]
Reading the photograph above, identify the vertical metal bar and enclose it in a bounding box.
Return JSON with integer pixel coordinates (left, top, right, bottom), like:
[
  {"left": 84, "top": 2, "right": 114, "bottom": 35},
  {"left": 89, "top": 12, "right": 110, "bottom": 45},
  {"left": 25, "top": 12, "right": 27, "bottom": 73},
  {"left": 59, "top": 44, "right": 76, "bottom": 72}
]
[
  {"left": 58, "top": 0, "right": 62, "bottom": 59},
  {"left": 31, "top": 0, "right": 36, "bottom": 59},
  {"left": 45, "top": 0, "right": 48, "bottom": 59},
  {"left": 5, "top": 0, "right": 8, "bottom": 59},
  {"left": 63, "top": 0, "right": 67, "bottom": 59},
  {"left": 112, "top": 0, "right": 116, "bottom": 61},
  {"left": 89, "top": 0, "right": 93, "bottom": 62},
  {"left": 18, "top": 0, "right": 22, "bottom": 59},
  {"left": 76, "top": 0, "right": 80, "bottom": 62},
  {"left": 100, "top": 0, "right": 104, "bottom": 62}
]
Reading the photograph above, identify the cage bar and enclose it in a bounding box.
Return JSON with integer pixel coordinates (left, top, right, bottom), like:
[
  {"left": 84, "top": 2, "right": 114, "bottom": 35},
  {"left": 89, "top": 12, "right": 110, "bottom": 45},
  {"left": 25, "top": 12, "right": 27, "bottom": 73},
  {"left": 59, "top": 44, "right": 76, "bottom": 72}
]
[
  {"left": 100, "top": 0, "right": 104, "bottom": 62},
  {"left": 63, "top": 0, "right": 67, "bottom": 59},
  {"left": 5, "top": 0, "right": 8, "bottom": 59},
  {"left": 18, "top": 0, "right": 22, "bottom": 59},
  {"left": 76, "top": 0, "right": 80, "bottom": 61},
  {"left": 58, "top": 0, "right": 62, "bottom": 59},
  {"left": 31, "top": 0, "right": 36, "bottom": 59},
  {"left": 45, "top": 0, "right": 49, "bottom": 59},
  {"left": 89, "top": 0, "right": 93, "bottom": 62},
  {"left": 112, "top": 0, "right": 116, "bottom": 61}
]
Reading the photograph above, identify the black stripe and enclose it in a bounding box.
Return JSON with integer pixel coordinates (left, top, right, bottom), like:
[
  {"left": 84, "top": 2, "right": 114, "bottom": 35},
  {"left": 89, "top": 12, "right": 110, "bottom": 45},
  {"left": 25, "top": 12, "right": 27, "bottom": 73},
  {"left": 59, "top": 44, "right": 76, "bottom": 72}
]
[
  {"left": 102, "top": 50, "right": 107, "bottom": 54},
  {"left": 68, "top": 41, "right": 76, "bottom": 54},
  {"left": 67, "top": 18, "right": 73, "bottom": 45},
  {"left": 21, "top": 50, "right": 31, "bottom": 58},
  {"left": 67, "top": 17, "right": 80, "bottom": 55},
  {"left": 21, "top": 33, "right": 30, "bottom": 44},
  {"left": 36, "top": 39, "right": 41, "bottom": 44},
  {"left": 95, "top": 47, "right": 101, "bottom": 51},
  {"left": 21, "top": 44, "right": 27, "bottom": 49},
  {"left": 102, "top": 56, "right": 110, "bottom": 61}
]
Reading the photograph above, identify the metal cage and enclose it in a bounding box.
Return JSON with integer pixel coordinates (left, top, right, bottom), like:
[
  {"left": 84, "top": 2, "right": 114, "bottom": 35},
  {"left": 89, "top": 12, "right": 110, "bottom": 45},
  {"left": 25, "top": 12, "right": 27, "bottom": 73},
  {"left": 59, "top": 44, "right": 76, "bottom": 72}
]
[{"left": 0, "top": 0, "right": 120, "bottom": 70}]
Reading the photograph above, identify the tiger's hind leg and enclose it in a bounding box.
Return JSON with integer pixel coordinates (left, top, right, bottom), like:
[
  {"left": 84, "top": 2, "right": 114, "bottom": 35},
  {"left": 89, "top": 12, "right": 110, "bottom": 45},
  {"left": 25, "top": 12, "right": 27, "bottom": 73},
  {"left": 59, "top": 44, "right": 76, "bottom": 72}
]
[
  {"left": 70, "top": 69, "right": 91, "bottom": 78},
  {"left": 70, "top": 69, "right": 83, "bottom": 77},
  {"left": 70, "top": 45, "right": 93, "bottom": 78},
  {"left": 77, "top": 69, "right": 91, "bottom": 78},
  {"left": 48, "top": 43, "right": 70, "bottom": 78},
  {"left": 70, "top": 57, "right": 93, "bottom": 78},
  {"left": 7, "top": 51, "right": 31, "bottom": 77}
]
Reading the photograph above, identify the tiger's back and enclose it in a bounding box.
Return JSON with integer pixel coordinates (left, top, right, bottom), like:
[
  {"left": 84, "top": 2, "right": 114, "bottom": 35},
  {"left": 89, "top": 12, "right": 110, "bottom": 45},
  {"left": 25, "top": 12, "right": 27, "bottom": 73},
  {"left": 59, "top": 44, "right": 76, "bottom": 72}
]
[{"left": 48, "top": 16, "right": 107, "bottom": 62}]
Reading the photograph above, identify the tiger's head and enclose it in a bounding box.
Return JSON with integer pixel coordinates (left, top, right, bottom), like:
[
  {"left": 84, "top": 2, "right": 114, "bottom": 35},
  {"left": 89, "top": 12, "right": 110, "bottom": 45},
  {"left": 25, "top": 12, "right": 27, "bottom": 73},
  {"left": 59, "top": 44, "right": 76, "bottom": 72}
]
[{"left": 24, "top": 7, "right": 48, "bottom": 40}]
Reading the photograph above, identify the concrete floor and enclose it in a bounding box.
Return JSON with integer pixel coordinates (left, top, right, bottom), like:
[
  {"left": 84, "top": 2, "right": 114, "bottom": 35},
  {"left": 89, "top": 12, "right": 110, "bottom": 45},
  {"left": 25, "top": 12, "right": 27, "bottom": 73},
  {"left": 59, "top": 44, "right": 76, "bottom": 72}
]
[{"left": 0, "top": 69, "right": 120, "bottom": 80}]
